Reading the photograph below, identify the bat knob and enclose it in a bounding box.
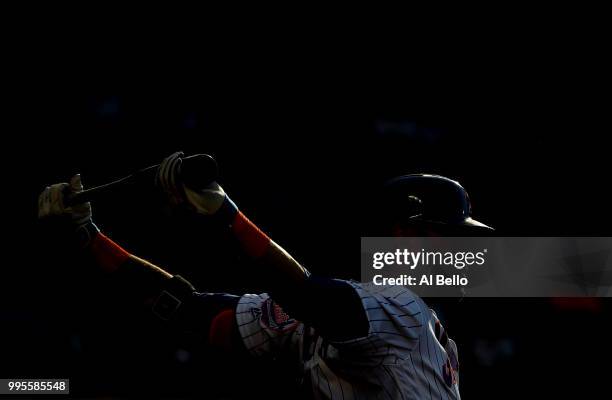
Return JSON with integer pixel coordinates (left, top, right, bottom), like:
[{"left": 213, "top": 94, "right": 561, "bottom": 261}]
[{"left": 180, "top": 154, "right": 219, "bottom": 190}]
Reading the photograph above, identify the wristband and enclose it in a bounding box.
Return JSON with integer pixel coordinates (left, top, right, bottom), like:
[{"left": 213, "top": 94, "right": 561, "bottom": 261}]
[
  {"left": 89, "top": 231, "right": 131, "bottom": 273},
  {"left": 231, "top": 212, "right": 271, "bottom": 259},
  {"left": 213, "top": 195, "right": 271, "bottom": 258},
  {"left": 75, "top": 221, "right": 100, "bottom": 249},
  {"left": 215, "top": 195, "right": 239, "bottom": 223}
]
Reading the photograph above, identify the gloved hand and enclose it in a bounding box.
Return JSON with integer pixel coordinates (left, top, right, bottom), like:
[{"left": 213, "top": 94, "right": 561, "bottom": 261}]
[
  {"left": 38, "top": 174, "right": 99, "bottom": 244},
  {"left": 156, "top": 151, "right": 231, "bottom": 216}
]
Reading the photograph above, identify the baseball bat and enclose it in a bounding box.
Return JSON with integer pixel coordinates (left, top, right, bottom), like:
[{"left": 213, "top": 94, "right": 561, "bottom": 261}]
[{"left": 64, "top": 154, "right": 218, "bottom": 206}]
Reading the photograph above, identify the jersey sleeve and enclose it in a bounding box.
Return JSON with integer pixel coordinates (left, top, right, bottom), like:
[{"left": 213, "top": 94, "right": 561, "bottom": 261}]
[
  {"left": 328, "top": 282, "right": 426, "bottom": 364},
  {"left": 235, "top": 283, "right": 427, "bottom": 365}
]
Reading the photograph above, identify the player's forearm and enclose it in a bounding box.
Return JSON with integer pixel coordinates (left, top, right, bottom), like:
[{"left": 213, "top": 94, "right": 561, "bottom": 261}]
[
  {"left": 220, "top": 198, "right": 309, "bottom": 286},
  {"left": 86, "top": 230, "right": 244, "bottom": 350},
  {"left": 86, "top": 230, "right": 173, "bottom": 303}
]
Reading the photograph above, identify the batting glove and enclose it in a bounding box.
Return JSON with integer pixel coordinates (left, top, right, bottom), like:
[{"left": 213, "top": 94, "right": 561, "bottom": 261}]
[
  {"left": 156, "top": 151, "right": 230, "bottom": 216},
  {"left": 38, "top": 174, "right": 99, "bottom": 245}
]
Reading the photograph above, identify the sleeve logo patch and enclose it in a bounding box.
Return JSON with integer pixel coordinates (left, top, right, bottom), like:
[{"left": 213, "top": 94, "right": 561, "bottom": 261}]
[{"left": 260, "top": 298, "right": 298, "bottom": 332}]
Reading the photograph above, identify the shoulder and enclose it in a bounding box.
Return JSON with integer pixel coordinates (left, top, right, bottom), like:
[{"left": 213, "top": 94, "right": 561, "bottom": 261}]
[
  {"left": 330, "top": 282, "right": 429, "bottom": 358},
  {"left": 346, "top": 281, "right": 427, "bottom": 321}
]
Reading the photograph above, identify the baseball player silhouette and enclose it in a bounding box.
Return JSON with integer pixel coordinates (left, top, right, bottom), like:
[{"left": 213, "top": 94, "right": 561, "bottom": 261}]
[{"left": 38, "top": 152, "right": 493, "bottom": 399}]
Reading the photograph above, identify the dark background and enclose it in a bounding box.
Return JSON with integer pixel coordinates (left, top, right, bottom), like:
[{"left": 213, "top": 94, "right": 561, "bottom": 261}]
[{"left": 2, "top": 29, "right": 611, "bottom": 398}]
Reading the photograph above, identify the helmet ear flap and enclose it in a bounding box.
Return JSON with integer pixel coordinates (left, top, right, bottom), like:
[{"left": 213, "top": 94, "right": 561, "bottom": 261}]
[
  {"left": 405, "top": 195, "right": 424, "bottom": 219},
  {"left": 465, "top": 192, "right": 473, "bottom": 217}
]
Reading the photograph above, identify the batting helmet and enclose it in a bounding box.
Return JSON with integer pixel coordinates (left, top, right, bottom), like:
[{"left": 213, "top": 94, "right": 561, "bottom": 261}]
[{"left": 381, "top": 174, "right": 494, "bottom": 232}]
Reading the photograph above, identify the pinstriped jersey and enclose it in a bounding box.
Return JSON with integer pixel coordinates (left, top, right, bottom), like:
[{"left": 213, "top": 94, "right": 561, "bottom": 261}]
[{"left": 235, "top": 282, "right": 460, "bottom": 400}]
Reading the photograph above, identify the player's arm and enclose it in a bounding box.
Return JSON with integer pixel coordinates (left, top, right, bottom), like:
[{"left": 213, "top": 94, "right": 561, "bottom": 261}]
[
  {"left": 88, "top": 232, "right": 243, "bottom": 350},
  {"left": 38, "top": 175, "right": 175, "bottom": 301},
  {"left": 158, "top": 153, "right": 369, "bottom": 341},
  {"left": 38, "top": 175, "right": 243, "bottom": 350}
]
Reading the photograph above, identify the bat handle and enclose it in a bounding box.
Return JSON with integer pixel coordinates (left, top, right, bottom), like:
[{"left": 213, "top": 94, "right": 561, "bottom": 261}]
[
  {"left": 64, "top": 167, "right": 152, "bottom": 206},
  {"left": 65, "top": 154, "right": 218, "bottom": 206}
]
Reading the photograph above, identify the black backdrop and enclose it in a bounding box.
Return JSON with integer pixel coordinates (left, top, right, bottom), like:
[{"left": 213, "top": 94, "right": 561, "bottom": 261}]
[{"left": 2, "top": 51, "right": 611, "bottom": 398}]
